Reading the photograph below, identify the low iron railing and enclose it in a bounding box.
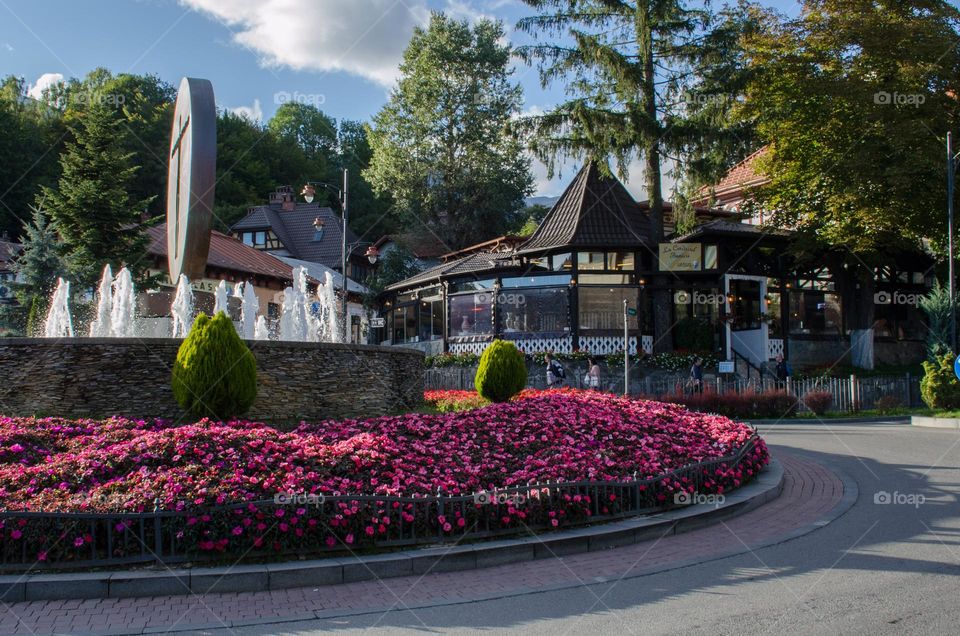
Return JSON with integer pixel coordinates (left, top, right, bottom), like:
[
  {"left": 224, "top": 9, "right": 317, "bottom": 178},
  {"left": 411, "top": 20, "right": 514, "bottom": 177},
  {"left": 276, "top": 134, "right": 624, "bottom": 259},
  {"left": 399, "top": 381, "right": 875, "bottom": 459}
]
[{"left": 0, "top": 436, "right": 764, "bottom": 572}]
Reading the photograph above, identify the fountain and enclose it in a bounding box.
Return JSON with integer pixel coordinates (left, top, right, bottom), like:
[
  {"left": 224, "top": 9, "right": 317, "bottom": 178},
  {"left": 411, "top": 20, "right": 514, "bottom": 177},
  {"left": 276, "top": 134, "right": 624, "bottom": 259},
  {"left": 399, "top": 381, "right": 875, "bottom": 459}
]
[
  {"left": 44, "top": 278, "right": 74, "bottom": 338},
  {"left": 319, "top": 271, "right": 340, "bottom": 343},
  {"left": 171, "top": 274, "right": 194, "bottom": 337},
  {"left": 254, "top": 315, "right": 269, "bottom": 340},
  {"left": 89, "top": 265, "right": 113, "bottom": 337},
  {"left": 213, "top": 280, "right": 229, "bottom": 317},
  {"left": 240, "top": 282, "right": 258, "bottom": 340},
  {"left": 110, "top": 268, "right": 136, "bottom": 338}
]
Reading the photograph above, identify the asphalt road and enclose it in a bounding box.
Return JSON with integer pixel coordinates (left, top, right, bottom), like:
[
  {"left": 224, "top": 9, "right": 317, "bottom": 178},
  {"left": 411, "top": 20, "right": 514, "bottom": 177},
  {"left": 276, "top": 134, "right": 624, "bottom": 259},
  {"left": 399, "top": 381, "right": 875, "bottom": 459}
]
[{"left": 186, "top": 420, "right": 960, "bottom": 636}]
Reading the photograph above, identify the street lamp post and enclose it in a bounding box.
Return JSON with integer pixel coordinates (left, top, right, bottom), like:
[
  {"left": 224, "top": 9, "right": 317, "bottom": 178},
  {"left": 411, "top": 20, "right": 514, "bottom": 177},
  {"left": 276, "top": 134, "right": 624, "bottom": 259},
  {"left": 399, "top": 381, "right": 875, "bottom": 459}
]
[
  {"left": 948, "top": 132, "right": 960, "bottom": 353},
  {"left": 301, "top": 169, "right": 350, "bottom": 342}
]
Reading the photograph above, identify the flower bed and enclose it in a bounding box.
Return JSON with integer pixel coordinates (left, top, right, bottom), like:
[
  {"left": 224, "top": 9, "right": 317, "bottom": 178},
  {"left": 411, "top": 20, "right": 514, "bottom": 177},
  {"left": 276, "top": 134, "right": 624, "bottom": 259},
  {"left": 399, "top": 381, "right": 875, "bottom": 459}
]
[
  {"left": 0, "top": 390, "right": 767, "bottom": 569},
  {"left": 424, "top": 389, "right": 490, "bottom": 412}
]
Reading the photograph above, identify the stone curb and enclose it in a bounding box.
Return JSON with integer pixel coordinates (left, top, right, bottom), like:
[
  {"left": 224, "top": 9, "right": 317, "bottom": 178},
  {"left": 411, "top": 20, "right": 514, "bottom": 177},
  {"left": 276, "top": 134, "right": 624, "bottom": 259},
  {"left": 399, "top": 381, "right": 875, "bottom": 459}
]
[
  {"left": 0, "top": 460, "right": 784, "bottom": 603},
  {"left": 910, "top": 415, "right": 960, "bottom": 430},
  {"left": 748, "top": 416, "right": 910, "bottom": 425}
]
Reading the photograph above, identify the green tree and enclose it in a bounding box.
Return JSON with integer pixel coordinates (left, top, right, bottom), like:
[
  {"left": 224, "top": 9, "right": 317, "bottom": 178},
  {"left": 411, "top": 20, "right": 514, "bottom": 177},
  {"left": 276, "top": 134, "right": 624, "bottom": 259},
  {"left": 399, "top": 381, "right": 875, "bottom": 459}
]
[
  {"left": 268, "top": 102, "right": 337, "bottom": 162},
  {"left": 40, "top": 100, "right": 152, "bottom": 285},
  {"left": 9, "top": 206, "right": 66, "bottom": 335},
  {"left": 741, "top": 0, "right": 960, "bottom": 368},
  {"left": 475, "top": 340, "right": 528, "bottom": 402},
  {"left": 365, "top": 13, "right": 533, "bottom": 250},
  {"left": 0, "top": 76, "right": 63, "bottom": 236},
  {"left": 516, "top": 0, "right": 748, "bottom": 353}
]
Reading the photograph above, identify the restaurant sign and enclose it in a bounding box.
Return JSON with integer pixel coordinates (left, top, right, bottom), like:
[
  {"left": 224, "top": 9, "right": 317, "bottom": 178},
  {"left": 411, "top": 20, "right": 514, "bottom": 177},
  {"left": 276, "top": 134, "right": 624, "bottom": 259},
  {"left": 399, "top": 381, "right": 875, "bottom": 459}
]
[{"left": 659, "top": 243, "right": 701, "bottom": 271}]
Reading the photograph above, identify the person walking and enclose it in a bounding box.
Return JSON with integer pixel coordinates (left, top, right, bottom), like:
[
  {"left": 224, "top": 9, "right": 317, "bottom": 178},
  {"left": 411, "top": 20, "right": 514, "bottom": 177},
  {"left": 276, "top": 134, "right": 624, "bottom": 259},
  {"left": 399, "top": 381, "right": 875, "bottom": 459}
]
[
  {"left": 545, "top": 353, "right": 566, "bottom": 387},
  {"left": 775, "top": 353, "right": 791, "bottom": 387},
  {"left": 586, "top": 357, "right": 601, "bottom": 390},
  {"left": 689, "top": 357, "right": 704, "bottom": 394}
]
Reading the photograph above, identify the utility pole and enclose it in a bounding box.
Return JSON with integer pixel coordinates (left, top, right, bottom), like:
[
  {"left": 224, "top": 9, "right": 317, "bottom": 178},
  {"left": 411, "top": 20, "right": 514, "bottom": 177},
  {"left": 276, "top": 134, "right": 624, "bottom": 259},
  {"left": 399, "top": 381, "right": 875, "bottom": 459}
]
[
  {"left": 623, "top": 299, "right": 629, "bottom": 395},
  {"left": 341, "top": 168, "right": 349, "bottom": 343},
  {"left": 949, "top": 133, "right": 958, "bottom": 352}
]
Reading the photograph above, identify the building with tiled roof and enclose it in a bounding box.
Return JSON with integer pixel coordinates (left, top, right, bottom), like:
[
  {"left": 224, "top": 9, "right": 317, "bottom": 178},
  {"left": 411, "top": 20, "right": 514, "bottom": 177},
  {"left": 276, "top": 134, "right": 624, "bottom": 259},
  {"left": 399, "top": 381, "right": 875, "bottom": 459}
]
[
  {"left": 376, "top": 159, "right": 932, "bottom": 371},
  {"left": 230, "top": 186, "right": 375, "bottom": 283},
  {"left": 692, "top": 147, "right": 771, "bottom": 223},
  {"left": 143, "top": 223, "right": 367, "bottom": 342}
]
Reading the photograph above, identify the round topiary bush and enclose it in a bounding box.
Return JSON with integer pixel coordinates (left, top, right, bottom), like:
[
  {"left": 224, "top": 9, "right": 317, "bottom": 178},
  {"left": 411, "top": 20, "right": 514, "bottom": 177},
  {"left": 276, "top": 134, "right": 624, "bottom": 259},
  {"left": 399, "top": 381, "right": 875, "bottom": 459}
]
[
  {"left": 474, "top": 340, "right": 527, "bottom": 403},
  {"left": 920, "top": 353, "right": 960, "bottom": 410},
  {"left": 172, "top": 311, "right": 257, "bottom": 420}
]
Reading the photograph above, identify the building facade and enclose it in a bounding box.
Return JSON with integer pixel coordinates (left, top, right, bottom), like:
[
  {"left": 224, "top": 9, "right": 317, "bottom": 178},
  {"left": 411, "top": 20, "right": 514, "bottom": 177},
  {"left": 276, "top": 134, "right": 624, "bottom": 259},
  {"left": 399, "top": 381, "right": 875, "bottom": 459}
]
[{"left": 378, "top": 162, "right": 932, "bottom": 368}]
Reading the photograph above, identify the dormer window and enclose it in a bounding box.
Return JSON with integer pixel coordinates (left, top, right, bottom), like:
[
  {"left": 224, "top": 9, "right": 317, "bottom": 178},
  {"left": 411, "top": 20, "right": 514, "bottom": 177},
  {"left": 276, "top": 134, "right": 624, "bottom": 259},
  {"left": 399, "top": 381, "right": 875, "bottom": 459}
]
[{"left": 313, "top": 217, "right": 325, "bottom": 241}]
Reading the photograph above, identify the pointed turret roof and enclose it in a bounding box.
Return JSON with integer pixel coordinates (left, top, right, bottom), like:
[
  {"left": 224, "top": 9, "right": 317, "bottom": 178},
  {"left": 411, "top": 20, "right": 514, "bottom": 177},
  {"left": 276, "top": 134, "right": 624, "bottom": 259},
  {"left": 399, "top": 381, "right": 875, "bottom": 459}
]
[{"left": 518, "top": 162, "right": 654, "bottom": 254}]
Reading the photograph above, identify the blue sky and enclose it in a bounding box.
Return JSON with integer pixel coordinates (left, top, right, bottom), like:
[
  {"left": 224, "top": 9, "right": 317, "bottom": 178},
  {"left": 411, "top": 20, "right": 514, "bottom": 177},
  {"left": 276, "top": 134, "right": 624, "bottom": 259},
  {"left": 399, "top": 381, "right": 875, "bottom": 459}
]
[{"left": 0, "top": 0, "right": 801, "bottom": 197}]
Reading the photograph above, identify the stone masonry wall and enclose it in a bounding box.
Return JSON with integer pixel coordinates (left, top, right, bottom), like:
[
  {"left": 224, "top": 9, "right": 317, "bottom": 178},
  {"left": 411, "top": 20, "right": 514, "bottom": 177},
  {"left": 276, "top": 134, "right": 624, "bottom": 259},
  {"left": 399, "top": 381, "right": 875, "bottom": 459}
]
[{"left": 0, "top": 338, "right": 424, "bottom": 422}]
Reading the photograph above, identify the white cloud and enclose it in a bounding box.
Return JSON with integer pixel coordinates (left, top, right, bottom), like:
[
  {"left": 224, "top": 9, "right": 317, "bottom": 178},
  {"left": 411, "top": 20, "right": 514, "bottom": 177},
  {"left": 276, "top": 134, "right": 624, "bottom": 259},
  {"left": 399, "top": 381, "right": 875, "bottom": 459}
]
[
  {"left": 228, "top": 98, "right": 263, "bottom": 122},
  {"left": 27, "top": 72, "right": 64, "bottom": 100},
  {"left": 179, "top": 0, "right": 431, "bottom": 87},
  {"left": 2, "top": 43, "right": 13, "bottom": 52}
]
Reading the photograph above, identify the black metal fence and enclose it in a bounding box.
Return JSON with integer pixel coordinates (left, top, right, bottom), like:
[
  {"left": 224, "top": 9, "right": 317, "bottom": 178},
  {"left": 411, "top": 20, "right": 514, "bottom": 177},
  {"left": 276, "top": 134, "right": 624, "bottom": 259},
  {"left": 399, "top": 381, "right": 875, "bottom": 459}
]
[
  {"left": 0, "top": 436, "right": 763, "bottom": 572},
  {"left": 426, "top": 367, "right": 921, "bottom": 412}
]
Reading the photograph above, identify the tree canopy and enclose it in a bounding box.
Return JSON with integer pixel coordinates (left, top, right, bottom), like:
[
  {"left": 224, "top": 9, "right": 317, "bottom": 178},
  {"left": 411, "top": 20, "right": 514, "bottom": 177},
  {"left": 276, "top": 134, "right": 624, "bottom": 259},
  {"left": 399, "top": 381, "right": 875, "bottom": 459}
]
[{"left": 365, "top": 13, "right": 533, "bottom": 251}]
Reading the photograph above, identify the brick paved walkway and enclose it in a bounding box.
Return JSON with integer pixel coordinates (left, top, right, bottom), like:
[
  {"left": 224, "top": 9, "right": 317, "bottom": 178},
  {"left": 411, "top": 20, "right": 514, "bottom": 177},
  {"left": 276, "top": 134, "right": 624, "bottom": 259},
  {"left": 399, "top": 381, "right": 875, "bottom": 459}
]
[{"left": 0, "top": 453, "right": 845, "bottom": 635}]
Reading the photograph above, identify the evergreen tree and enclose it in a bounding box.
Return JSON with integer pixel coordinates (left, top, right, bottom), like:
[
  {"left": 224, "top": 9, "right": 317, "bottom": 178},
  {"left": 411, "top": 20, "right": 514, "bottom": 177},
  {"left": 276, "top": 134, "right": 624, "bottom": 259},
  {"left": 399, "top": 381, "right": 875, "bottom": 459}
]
[
  {"left": 365, "top": 13, "right": 533, "bottom": 250},
  {"left": 9, "top": 206, "right": 65, "bottom": 335},
  {"left": 41, "top": 100, "right": 152, "bottom": 286},
  {"left": 516, "top": 0, "right": 747, "bottom": 352}
]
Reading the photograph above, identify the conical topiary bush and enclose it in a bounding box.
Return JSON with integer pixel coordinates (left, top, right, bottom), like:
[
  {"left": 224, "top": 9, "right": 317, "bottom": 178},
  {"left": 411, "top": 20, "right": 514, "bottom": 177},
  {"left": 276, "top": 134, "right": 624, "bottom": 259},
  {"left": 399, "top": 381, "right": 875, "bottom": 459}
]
[
  {"left": 474, "top": 339, "right": 527, "bottom": 403},
  {"left": 171, "top": 311, "right": 257, "bottom": 420}
]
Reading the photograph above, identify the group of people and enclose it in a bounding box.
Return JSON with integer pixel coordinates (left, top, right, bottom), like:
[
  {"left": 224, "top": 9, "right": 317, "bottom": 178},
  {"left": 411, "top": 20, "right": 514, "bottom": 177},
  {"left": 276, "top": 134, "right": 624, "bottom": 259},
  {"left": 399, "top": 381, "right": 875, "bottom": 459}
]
[{"left": 545, "top": 352, "right": 792, "bottom": 393}]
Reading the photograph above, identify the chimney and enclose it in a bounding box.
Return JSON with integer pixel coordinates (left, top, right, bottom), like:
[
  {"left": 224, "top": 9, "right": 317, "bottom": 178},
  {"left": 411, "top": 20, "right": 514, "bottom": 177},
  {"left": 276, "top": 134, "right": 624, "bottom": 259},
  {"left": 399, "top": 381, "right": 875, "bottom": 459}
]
[{"left": 269, "top": 185, "right": 297, "bottom": 211}]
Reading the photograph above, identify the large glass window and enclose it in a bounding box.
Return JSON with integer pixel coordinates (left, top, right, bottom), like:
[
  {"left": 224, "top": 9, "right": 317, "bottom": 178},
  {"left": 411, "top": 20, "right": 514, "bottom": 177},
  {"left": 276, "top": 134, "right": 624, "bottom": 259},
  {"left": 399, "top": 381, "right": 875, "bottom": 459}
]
[
  {"left": 578, "top": 287, "right": 637, "bottom": 331},
  {"left": 449, "top": 293, "right": 493, "bottom": 336},
  {"left": 449, "top": 279, "right": 495, "bottom": 293},
  {"left": 418, "top": 298, "right": 444, "bottom": 341},
  {"left": 578, "top": 252, "right": 605, "bottom": 270},
  {"left": 789, "top": 290, "right": 842, "bottom": 335},
  {"left": 552, "top": 253, "right": 573, "bottom": 271},
  {"left": 704, "top": 245, "right": 718, "bottom": 270},
  {"left": 609, "top": 251, "right": 635, "bottom": 271},
  {"left": 499, "top": 287, "right": 569, "bottom": 334}
]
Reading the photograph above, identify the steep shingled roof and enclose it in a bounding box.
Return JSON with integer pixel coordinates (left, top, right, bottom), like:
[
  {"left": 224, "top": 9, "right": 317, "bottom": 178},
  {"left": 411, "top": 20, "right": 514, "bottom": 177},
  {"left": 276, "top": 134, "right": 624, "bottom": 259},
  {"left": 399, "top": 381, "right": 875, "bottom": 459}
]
[
  {"left": 232, "top": 194, "right": 363, "bottom": 269},
  {"left": 517, "top": 162, "right": 654, "bottom": 253},
  {"left": 693, "top": 146, "right": 771, "bottom": 206}
]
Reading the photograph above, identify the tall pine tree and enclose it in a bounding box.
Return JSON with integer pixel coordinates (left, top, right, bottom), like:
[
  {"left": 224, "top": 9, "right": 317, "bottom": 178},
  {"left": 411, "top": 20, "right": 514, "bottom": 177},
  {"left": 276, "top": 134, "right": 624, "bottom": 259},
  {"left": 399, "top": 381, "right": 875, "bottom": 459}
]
[
  {"left": 516, "top": 0, "right": 752, "bottom": 352},
  {"left": 40, "top": 100, "right": 151, "bottom": 286}
]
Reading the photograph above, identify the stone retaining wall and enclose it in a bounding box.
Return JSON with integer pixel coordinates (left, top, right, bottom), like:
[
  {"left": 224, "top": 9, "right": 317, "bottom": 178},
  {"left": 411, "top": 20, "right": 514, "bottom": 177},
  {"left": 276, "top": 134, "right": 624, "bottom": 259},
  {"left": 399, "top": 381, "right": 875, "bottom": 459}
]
[{"left": 0, "top": 338, "right": 424, "bottom": 422}]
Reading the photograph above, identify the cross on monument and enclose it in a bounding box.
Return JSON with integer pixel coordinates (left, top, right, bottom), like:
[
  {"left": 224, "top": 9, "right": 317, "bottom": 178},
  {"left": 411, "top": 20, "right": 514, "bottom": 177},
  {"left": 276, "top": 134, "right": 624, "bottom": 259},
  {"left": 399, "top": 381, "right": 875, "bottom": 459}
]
[{"left": 170, "top": 113, "right": 190, "bottom": 260}]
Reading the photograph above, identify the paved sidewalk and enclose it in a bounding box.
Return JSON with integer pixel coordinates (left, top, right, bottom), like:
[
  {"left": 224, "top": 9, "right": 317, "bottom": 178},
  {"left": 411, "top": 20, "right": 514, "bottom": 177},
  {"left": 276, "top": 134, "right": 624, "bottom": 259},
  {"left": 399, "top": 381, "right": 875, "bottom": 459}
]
[{"left": 0, "top": 453, "right": 844, "bottom": 635}]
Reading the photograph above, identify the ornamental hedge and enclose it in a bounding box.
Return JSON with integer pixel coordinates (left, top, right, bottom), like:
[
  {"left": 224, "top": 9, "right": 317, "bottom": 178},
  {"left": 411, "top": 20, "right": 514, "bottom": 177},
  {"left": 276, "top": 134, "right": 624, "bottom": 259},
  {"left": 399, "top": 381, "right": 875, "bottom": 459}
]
[
  {"left": 172, "top": 311, "right": 258, "bottom": 420},
  {"left": 474, "top": 340, "right": 527, "bottom": 402}
]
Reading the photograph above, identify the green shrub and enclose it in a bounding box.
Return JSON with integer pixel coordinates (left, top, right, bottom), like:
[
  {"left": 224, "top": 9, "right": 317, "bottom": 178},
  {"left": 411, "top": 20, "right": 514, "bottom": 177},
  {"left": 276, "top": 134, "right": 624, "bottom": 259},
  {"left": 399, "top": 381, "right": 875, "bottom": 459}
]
[
  {"left": 920, "top": 353, "right": 960, "bottom": 410},
  {"left": 172, "top": 311, "right": 258, "bottom": 420},
  {"left": 474, "top": 340, "right": 527, "bottom": 403},
  {"left": 674, "top": 317, "right": 714, "bottom": 352}
]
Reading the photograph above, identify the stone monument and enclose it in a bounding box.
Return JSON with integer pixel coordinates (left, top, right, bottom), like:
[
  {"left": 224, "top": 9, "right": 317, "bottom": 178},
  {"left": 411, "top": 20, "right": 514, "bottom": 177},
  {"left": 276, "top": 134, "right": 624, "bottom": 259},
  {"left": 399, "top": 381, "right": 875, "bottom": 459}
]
[{"left": 166, "top": 77, "right": 216, "bottom": 281}]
